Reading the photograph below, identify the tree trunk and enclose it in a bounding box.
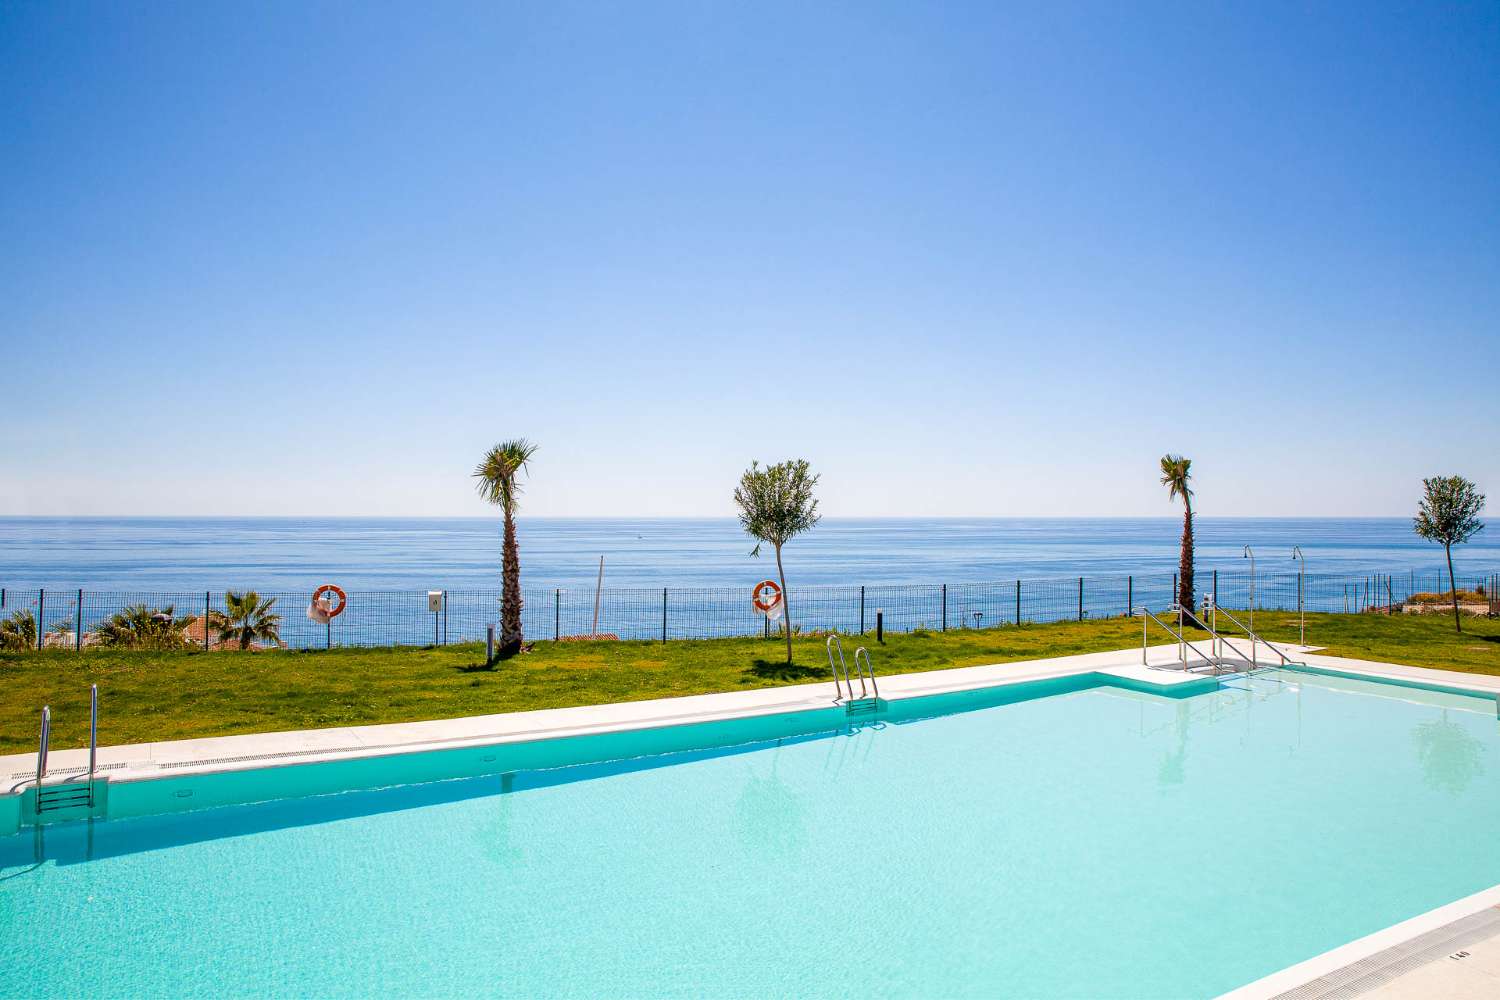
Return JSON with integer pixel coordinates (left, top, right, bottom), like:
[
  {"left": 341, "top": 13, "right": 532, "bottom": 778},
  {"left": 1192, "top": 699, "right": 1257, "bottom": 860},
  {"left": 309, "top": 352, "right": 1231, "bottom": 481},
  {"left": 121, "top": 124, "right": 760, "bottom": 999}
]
[
  {"left": 774, "top": 542, "right": 792, "bottom": 664},
  {"left": 1446, "top": 542, "right": 1462, "bottom": 634},
  {"left": 1178, "top": 500, "right": 1195, "bottom": 612},
  {"left": 500, "top": 507, "right": 524, "bottom": 656}
]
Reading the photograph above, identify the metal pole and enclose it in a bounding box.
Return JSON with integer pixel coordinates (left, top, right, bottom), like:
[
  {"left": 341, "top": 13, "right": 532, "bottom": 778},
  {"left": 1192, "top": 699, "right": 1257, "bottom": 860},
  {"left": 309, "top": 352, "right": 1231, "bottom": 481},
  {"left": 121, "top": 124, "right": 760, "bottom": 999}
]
[
  {"left": 37, "top": 589, "right": 45, "bottom": 650},
  {"left": 1078, "top": 577, "right": 1084, "bottom": 621},
  {"left": 661, "top": 588, "right": 667, "bottom": 643},
  {"left": 35, "top": 705, "right": 50, "bottom": 813},
  {"left": 876, "top": 610, "right": 883, "bottom": 644},
  {"left": 1291, "top": 547, "right": 1304, "bottom": 645},
  {"left": 591, "top": 556, "right": 604, "bottom": 636},
  {"left": 860, "top": 586, "right": 865, "bottom": 634},
  {"left": 204, "top": 591, "right": 211, "bottom": 650},
  {"left": 1127, "top": 576, "right": 1132, "bottom": 616},
  {"left": 1015, "top": 579, "right": 1021, "bottom": 625},
  {"left": 76, "top": 589, "right": 84, "bottom": 651},
  {"left": 443, "top": 591, "right": 448, "bottom": 645},
  {"left": 1213, "top": 569, "right": 1218, "bottom": 610},
  {"left": 554, "top": 588, "right": 560, "bottom": 641},
  {"left": 941, "top": 585, "right": 947, "bottom": 632},
  {"left": 1243, "top": 546, "right": 1255, "bottom": 635},
  {"left": 486, "top": 625, "right": 495, "bottom": 665},
  {"left": 88, "top": 684, "right": 98, "bottom": 805}
]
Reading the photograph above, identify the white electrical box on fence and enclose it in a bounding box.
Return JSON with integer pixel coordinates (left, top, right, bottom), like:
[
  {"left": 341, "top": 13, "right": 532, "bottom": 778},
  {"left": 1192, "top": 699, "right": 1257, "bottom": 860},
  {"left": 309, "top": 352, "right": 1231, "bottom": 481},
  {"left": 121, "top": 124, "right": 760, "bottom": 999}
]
[{"left": 427, "top": 591, "right": 443, "bottom": 614}]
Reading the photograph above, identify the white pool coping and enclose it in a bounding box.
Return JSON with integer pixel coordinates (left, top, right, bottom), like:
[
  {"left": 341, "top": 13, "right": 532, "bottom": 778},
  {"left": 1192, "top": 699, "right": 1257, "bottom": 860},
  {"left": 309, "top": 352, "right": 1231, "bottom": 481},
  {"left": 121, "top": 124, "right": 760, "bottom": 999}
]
[
  {"left": 5, "top": 640, "right": 1231, "bottom": 789},
  {"left": 7, "top": 639, "right": 1500, "bottom": 999}
]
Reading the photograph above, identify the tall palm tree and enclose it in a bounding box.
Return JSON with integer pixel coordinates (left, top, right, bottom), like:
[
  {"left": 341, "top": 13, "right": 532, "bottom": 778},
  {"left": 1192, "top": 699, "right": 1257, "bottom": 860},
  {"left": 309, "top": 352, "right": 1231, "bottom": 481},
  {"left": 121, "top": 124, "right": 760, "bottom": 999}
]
[
  {"left": 1160, "top": 454, "right": 1195, "bottom": 612},
  {"left": 212, "top": 591, "right": 283, "bottom": 650},
  {"left": 474, "top": 439, "right": 538, "bottom": 658}
]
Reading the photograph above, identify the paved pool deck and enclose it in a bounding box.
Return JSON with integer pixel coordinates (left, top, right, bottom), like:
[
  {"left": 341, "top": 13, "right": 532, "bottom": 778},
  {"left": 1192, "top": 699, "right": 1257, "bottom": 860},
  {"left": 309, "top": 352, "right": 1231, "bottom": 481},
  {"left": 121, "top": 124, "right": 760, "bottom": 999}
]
[{"left": 5, "top": 639, "right": 1500, "bottom": 999}]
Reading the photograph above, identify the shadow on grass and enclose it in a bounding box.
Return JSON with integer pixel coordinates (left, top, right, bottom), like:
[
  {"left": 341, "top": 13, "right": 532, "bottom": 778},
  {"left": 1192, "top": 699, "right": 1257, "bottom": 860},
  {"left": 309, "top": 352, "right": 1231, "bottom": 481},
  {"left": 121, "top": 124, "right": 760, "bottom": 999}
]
[
  {"left": 746, "top": 658, "right": 825, "bottom": 682},
  {"left": 453, "top": 661, "right": 499, "bottom": 673}
]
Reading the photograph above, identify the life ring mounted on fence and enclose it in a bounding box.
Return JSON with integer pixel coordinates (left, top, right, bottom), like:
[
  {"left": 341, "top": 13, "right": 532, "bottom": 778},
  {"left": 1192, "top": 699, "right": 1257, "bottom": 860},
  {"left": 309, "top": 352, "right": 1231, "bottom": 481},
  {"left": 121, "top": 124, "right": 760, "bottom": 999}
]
[
  {"left": 307, "top": 584, "right": 347, "bottom": 624},
  {"left": 751, "top": 579, "right": 784, "bottom": 616}
]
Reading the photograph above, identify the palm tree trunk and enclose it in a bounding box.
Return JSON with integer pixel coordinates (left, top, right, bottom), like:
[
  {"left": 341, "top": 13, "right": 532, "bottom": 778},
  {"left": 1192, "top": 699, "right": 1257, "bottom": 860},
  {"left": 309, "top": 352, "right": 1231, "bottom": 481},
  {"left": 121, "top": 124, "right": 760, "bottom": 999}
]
[
  {"left": 774, "top": 542, "right": 792, "bottom": 664},
  {"left": 1446, "top": 542, "right": 1462, "bottom": 634},
  {"left": 500, "top": 508, "right": 524, "bottom": 656},
  {"left": 1178, "top": 500, "right": 1195, "bottom": 612}
]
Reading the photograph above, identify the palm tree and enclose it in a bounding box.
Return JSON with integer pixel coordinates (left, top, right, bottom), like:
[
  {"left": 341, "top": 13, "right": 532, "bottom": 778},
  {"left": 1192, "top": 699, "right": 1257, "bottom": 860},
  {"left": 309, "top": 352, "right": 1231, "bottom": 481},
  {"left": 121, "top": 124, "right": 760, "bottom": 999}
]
[
  {"left": 474, "top": 439, "right": 538, "bottom": 658},
  {"left": 0, "top": 609, "right": 38, "bottom": 651},
  {"left": 1413, "top": 475, "right": 1486, "bottom": 633},
  {"left": 92, "top": 604, "right": 193, "bottom": 650},
  {"left": 212, "top": 591, "right": 283, "bottom": 650},
  {"left": 734, "top": 459, "right": 821, "bottom": 664},
  {"left": 1160, "top": 454, "right": 1195, "bottom": 613}
]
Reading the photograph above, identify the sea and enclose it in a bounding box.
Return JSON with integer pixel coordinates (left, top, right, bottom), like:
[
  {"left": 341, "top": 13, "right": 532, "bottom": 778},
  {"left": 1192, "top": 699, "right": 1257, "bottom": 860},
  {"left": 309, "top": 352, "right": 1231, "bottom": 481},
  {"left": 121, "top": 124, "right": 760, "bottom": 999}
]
[{"left": 1, "top": 517, "right": 1494, "bottom": 591}]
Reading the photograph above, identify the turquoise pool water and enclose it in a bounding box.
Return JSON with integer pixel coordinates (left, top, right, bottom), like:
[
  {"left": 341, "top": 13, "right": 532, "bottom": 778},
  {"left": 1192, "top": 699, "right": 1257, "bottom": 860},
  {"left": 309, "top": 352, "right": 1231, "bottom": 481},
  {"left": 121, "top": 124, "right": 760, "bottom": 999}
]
[{"left": 4, "top": 668, "right": 1500, "bottom": 998}]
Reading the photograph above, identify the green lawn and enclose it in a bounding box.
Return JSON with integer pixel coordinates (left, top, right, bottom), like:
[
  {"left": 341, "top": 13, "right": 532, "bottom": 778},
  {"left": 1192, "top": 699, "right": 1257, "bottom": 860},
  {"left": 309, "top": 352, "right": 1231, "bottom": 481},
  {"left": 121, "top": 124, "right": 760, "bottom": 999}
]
[{"left": 2, "top": 610, "right": 1496, "bottom": 754}]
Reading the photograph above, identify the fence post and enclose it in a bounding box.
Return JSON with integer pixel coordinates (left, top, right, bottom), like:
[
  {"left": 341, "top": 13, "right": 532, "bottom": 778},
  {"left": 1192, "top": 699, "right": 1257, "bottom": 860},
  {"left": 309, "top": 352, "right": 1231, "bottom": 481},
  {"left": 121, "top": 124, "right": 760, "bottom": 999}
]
[
  {"left": 661, "top": 588, "right": 667, "bottom": 643},
  {"left": 860, "top": 586, "right": 865, "bottom": 634},
  {"left": 1127, "top": 575, "right": 1132, "bottom": 615},
  {"left": 442, "top": 590, "right": 448, "bottom": 645},
  {"left": 76, "top": 589, "right": 84, "bottom": 651},
  {"left": 486, "top": 625, "right": 495, "bottom": 665},
  {"left": 554, "top": 588, "right": 560, "bottom": 641},
  {"left": 1172, "top": 574, "right": 1177, "bottom": 608},
  {"left": 941, "top": 584, "right": 947, "bottom": 632},
  {"left": 1078, "top": 577, "right": 1083, "bottom": 621},
  {"left": 36, "top": 589, "right": 44, "bottom": 650},
  {"left": 1213, "top": 570, "right": 1218, "bottom": 610},
  {"left": 1015, "top": 579, "right": 1021, "bottom": 625},
  {"left": 204, "top": 591, "right": 211, "bottom": 650}
]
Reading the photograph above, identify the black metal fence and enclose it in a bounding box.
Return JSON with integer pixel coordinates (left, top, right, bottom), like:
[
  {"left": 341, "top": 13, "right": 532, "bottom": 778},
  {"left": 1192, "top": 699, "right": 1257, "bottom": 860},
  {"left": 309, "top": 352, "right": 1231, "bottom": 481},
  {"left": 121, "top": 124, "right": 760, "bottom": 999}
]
[{"left": 2, "top": 566, "right": 1493, "bottom": 651}]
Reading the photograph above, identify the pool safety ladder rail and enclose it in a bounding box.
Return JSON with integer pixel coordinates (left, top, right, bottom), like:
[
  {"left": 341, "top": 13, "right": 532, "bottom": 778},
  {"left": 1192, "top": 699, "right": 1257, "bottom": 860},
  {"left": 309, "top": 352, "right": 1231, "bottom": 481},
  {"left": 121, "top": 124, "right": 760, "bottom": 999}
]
[
  {"left": 31, "top": 684, "right": 103, "bottom": 821},
  {"left": 1135, "top": 603, "right": 1298, "bottom": 676},
  {"left": 826, "top": 635, "right": 881, "bottom": 715}
]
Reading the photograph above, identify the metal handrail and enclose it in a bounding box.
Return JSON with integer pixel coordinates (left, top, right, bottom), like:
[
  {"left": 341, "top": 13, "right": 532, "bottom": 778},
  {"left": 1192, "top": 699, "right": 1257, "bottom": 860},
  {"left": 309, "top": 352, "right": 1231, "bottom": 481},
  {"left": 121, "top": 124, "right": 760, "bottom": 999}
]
[
  {"left": 1135, "top": 606, "right": 1224, "bottom": 673},
  {"left": 1210, "top": 605, "right": 1297, "bottom": 667},
  {"left": 853, "top": 647, "right": 879, "bottom": 699},
  {"left": 36, "top": 706, "right": 51, "bottom": 814},
  {"left": 88, "top": 684, "right": 99, "bottom": 806},
  {"left": 826, "top": 635, "right": 852, "bottom": 702}
]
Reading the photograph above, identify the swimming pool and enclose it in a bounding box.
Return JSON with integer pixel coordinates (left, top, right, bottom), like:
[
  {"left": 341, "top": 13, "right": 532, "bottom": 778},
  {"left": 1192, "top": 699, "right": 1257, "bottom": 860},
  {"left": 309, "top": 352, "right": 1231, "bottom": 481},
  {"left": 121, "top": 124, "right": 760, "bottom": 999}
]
[{"left": 4, "top": 667, "right": 1500, "bottom": 998}]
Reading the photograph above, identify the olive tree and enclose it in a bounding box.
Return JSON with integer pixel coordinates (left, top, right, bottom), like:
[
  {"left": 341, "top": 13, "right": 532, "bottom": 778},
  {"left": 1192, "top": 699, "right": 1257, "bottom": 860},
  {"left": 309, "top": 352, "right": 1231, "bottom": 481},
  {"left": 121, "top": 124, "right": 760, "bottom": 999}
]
[
  {"left": 734, "top": 459, "right": 820, "bottom": 663},
  {"left": 1413, "top": 475, "right": 1486, "bottom": 633}
]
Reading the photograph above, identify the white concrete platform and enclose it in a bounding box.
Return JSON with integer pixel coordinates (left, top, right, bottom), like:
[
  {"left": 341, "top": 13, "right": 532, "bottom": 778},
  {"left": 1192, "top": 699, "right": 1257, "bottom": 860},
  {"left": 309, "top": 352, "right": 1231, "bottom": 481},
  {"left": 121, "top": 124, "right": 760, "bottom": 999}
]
[{"left": 4, "top": 640, "right": 1232, "bottom": 792}]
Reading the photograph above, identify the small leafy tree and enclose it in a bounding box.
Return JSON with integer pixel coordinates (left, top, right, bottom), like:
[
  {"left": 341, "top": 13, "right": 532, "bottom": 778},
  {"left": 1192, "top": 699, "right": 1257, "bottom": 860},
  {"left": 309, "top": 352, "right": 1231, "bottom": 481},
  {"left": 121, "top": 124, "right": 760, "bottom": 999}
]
[
  {"left": 0, "top": 609, "right": 38, "bottom": 651},
  {"left": 92, "top": 605, "right": 194, "bottom": 650},
  {"left": 734, "top": 459, "right": 821, "bottom": 664},
  {"left": 1160, "top": 455, "right": 1195, "bottom": 612},
  {"left": 211, "top": 591, "right": 283, "bottom": 650},
  {"left": 474, "top": 439, "right": 538, "bottom": 658},
  {"left": 1413, "top": 475, "right": 1486, "bottom": 633}
]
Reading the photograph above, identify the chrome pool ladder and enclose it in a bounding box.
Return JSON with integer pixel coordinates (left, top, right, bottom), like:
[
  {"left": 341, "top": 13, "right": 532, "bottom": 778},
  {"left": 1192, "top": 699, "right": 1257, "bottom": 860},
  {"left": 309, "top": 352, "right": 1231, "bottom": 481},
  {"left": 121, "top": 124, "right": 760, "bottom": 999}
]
[
  {"left": 826, "top": 635, "right": 880, "bottom": 713},
  {"left": 33, "top": 684, "right": 99, "bottom": 816}
]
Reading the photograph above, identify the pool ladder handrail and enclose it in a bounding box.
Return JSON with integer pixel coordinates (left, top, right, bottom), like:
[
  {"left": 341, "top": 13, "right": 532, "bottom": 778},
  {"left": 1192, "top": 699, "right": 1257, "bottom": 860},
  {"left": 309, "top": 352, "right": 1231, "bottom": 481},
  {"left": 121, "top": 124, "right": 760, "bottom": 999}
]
[
  {"left": 826, "top": 635, "right": 879, "bottom": 703},
  {"left": 1134, "top": 605, "right": 1233, "bottom": 675},
  {"left": 34, "top": 684, "right": 98, "bottom": 814},
  {"left": 1208, "top": 602, "right": 1297, "bottom": 669}
]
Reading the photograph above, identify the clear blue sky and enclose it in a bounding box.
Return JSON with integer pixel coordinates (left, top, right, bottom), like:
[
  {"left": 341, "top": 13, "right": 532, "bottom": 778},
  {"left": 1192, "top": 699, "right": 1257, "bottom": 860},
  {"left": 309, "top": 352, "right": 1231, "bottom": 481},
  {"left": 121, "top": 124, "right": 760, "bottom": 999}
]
[{"left": 3, "top": 2, "right": 1496, "bottom": 518}]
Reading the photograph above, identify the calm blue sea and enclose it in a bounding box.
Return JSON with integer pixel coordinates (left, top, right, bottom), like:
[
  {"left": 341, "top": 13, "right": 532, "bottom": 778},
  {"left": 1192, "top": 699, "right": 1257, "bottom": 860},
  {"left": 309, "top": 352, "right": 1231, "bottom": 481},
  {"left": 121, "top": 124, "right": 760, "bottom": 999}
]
[{"left": 0, "top": 517, "right": 1494, "bottom": 591}]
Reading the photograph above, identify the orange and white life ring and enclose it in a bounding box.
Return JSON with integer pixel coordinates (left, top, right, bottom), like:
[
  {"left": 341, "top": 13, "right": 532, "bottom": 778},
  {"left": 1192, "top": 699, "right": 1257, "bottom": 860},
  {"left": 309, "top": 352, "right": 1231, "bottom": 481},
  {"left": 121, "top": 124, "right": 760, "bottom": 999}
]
[
  {"left": 308, "top": 584, "right": 347, "bottom": 623},
  {"left": 751, "top": 579, "right": 783, "bottom": 615}
]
